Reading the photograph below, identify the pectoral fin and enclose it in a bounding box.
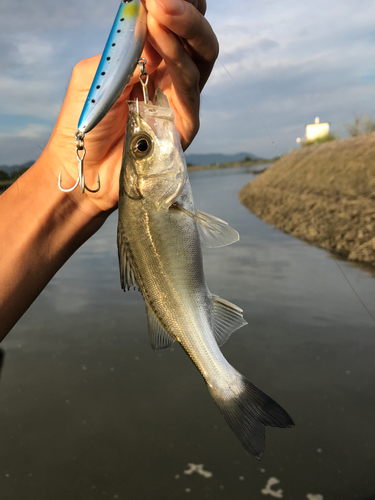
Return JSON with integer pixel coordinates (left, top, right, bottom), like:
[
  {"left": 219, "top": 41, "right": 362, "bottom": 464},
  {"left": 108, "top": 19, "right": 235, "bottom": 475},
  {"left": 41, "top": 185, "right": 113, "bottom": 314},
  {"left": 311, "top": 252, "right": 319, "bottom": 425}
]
[
  {"left": 175, "top": 205, "right": 240, "bottom": 248},
  {"left": 117, "top": 229, "right": 140, "bottom": 291},
  {"left": 212, "top": 295, "right": 248, "bottom": 346},
  {"left": 146, "top": 303, "right": 175, "bottom": 351}
]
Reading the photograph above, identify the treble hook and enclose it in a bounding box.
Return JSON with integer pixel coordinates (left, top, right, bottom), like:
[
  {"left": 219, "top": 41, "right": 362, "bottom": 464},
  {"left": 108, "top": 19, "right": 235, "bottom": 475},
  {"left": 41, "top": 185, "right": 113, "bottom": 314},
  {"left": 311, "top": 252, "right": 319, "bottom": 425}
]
[
  {"left": 77, "top": 146, "right": 101, "bottom": 193},
  {"left": 58, "top": 167, "right": 80, "bottom": 192},
  {"left": 58, "top": 132, "right": 100, "bottom": 193}
]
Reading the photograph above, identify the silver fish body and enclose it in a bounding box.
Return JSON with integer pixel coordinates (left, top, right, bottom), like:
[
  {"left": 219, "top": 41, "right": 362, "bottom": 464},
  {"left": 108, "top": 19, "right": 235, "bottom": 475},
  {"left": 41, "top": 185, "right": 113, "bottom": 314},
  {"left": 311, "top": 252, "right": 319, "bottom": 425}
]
[
  {"left": 78, "top": 0, "right": 147, "bottom": 134},
  {"left": 117, "top": 92, "right": 294, "bottom": 459}
]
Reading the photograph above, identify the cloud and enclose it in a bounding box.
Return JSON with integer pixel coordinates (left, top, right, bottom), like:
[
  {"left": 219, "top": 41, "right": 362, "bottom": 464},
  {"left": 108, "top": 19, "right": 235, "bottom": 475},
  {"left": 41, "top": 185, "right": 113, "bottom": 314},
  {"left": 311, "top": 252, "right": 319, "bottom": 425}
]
[
  {"left": 0, "top": 76, "right": 61, "bottom": 119},
  {"left": 15, "top": 35, "right": 55, "bottom": 67},
  {"left": 0, "top": 132, "right": 50, "bottom": 165},
  {"left": 0, "top": 0, "right": 120, "bottom": 32},
  {"left": 0, "top": 123, "right": 51, "bottom": 140},
  {"left": 188, "top": 0, "right": 375, "bottom": 157},
  {"left": 0, "top": 0, "right": 374, "bottom": 163},
  {"left": 0, "top": 123, "right": 52, "bottom": 165}
]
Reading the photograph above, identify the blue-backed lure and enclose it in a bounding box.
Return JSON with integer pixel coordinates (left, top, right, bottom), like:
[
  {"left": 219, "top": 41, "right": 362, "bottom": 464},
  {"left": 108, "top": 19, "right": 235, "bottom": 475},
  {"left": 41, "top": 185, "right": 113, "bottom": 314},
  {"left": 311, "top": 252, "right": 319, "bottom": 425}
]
[
  {"left": 59, "top": 0, "right": 147, "bottom": 193},
  {"left": 78, "top": 0, "right": 147, "bottom": 134}
]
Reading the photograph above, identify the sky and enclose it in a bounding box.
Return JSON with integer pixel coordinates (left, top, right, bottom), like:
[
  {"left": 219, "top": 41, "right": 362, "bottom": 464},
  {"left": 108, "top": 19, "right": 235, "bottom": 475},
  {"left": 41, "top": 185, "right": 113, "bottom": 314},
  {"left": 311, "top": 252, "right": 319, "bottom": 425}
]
[{"left": 0, "top": 0, "right": 374, "bottom": 165}]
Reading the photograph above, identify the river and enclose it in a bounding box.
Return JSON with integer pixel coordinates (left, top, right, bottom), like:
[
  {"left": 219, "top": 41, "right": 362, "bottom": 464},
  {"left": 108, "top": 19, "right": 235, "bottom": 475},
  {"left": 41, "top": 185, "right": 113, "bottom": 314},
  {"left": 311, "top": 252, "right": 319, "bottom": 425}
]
[{"left": 1, "top": 166, "right": 375, "bottom": 500}]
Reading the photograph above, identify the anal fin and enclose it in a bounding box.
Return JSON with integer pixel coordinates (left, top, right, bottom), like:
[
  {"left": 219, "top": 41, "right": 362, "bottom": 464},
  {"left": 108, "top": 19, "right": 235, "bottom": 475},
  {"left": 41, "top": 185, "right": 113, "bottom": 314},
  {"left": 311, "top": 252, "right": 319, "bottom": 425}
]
[{"left": 212, "top": 295, "right": 248, "bottom": 346}]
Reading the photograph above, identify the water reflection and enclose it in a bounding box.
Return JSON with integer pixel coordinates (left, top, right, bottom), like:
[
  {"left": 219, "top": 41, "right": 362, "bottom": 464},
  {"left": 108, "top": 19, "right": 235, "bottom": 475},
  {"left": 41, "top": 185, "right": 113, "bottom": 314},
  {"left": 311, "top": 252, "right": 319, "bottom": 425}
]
[{"left": 1, "top": 167, "right": 374, "bottom": 500}]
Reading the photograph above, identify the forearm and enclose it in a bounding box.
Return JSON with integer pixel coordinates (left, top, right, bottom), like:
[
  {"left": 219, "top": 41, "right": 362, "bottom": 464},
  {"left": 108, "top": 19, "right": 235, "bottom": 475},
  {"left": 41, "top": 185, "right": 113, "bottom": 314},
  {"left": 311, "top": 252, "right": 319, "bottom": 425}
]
[
  {"left": 0, "top": 151, "right": 109, "bottom": 340},
  {"left": 0, "top": 0, "right": 217, "bottom": 341}
]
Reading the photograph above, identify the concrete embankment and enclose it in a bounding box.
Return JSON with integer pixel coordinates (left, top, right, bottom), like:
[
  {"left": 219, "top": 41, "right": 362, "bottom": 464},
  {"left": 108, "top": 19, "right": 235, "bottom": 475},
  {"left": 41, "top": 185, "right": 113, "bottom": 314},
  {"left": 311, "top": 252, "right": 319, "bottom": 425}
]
[{"left": 239, "top": 133, "right": 375, "bottom": 266}]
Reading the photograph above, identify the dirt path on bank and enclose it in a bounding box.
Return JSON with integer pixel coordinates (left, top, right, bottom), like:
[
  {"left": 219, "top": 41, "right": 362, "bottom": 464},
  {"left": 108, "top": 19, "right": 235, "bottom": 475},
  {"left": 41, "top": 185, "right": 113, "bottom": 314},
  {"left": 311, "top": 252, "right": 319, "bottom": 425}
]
[{"left": 239, "top": 133, "right": 375, "bottom": 266}]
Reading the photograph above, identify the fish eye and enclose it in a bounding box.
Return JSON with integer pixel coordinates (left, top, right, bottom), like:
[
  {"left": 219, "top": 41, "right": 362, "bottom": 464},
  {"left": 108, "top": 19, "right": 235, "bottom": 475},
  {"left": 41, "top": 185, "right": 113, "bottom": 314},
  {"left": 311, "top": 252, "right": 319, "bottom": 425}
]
[{"left": 131, "top": 135, "right": 153, "bottom": 159}]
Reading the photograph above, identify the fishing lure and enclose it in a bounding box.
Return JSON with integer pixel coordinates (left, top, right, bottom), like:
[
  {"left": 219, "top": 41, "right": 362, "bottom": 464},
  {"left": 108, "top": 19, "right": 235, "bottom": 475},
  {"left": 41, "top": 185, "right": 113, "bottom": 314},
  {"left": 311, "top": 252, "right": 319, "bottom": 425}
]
[
  {"left": 78, "top": 0, "right": 147, "bottom": 135},
  {"left": 59, "top": 0, "right": 147, "bottom": 193}
]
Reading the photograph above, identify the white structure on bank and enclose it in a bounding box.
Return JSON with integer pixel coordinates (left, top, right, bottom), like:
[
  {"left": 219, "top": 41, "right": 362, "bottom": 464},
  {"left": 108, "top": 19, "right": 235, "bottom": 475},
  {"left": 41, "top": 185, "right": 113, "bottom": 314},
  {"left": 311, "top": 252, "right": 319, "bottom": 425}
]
[
  {"left": 306, "top": 117, "right": 330, "bottom": 141},
  {"left": 296, "top": 117, "right": 330, "bottom": 144}
]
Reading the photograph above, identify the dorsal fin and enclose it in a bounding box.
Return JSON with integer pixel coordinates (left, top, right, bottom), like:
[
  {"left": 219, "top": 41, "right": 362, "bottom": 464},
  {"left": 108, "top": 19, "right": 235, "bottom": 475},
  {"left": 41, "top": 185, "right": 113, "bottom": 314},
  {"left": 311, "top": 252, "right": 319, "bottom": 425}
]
[
  {"left": 117, "top": 229, "right": 140, "bottom": 291},
  {"left": 211, "top": 295, "right": 248, "bottom": 346},
  {"left": 145, "top": 303, "right": 175, "bottom": 351}
]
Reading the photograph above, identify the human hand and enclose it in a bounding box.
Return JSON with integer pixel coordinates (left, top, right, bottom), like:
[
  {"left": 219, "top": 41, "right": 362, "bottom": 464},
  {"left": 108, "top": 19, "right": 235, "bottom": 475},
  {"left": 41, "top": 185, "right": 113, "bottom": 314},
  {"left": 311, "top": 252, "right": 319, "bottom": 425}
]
[{"left": 42, "top": 0, "right": 218, "bottom": 216}]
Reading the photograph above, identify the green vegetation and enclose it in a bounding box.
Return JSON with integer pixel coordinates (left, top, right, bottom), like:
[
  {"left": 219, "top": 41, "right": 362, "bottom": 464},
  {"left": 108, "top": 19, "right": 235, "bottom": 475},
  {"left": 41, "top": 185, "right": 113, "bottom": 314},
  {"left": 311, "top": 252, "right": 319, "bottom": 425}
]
[
  {"left": 240, "top": 157, "right": 275, "bottom": 164},
  {"left": 0, "top": 170, "right": 12, "bottom": 192},
  {"left": 0, "top": 166, "right": 30, "bottom": 192},
  {"left": 0, "top": 170, "right": 10, "bottom": 182},
  {"left": 300, "top": 115, "right": 375, "bottom": 149},
  {"left": 344, "top": 115, "right": 375, "bottom": 137},
  {"left": 187, "top": 156, "right": 275, "bottom": 171},
  {"left": 302, "top": 132, "right": 337, "bottom": 147}
]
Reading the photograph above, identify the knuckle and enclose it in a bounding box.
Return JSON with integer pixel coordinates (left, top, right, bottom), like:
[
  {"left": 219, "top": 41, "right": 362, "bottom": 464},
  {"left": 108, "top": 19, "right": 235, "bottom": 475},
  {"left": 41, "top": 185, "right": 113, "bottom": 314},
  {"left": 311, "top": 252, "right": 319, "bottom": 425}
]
[
  {"left": 210, "top": 35, "right": 219, "bottom": 62},
  {"left": 194, "top": 0, "right": 206, "bottom": 15}
]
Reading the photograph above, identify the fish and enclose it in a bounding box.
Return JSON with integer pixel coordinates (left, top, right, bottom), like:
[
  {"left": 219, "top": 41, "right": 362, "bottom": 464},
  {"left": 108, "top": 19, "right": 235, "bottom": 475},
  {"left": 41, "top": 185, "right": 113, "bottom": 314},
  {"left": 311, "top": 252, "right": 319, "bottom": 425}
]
[
  {"left": 77, "top": 0, "right": 147, "bottom": 135},
  {"left": 117, "top": 90, "right": 294, "bottom": 459}
]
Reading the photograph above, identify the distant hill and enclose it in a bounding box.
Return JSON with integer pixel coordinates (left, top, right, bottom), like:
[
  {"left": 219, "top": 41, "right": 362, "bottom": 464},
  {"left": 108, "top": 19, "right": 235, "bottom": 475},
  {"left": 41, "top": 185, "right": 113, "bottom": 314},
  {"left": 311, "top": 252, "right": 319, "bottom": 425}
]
[
  {"left": 184, "top": 152, "right": 259, "bottom": 166},
  {"left": 0, "top": 153, "right": 261, "bottom": 173},
  {"left": 0, "top": 160, "right": 34, "bottom": 174}
]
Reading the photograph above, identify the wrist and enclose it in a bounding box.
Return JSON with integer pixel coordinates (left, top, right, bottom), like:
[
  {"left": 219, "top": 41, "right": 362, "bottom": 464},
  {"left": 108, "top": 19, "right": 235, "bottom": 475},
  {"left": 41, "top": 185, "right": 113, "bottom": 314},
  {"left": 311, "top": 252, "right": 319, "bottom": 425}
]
[
  {"left": 35, "top": 147, "right": 111, "bottom": 239},
  {"left": 0, "top": 152, "right": 110, "bottom": 338}
]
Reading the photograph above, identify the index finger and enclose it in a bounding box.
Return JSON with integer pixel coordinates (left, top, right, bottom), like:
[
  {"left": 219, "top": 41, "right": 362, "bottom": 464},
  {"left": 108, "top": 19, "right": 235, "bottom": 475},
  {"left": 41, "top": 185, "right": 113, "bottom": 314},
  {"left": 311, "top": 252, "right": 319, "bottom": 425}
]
[
  {"left": 185, "top": 0, "right": 206, "bottom": 15},
  {"left": 144, "top": 0, "right": 219, "bottom": 90}
]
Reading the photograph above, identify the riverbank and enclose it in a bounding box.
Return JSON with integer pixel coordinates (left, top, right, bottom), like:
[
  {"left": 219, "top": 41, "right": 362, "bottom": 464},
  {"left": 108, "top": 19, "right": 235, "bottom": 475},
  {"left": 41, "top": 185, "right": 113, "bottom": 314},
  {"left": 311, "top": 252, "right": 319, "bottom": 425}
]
[
  {"left": 187, "top": 158, "right": 273, "bottom": 172},
  {"left": 239, "top": 133, "right": 375, "bottom": 266}
]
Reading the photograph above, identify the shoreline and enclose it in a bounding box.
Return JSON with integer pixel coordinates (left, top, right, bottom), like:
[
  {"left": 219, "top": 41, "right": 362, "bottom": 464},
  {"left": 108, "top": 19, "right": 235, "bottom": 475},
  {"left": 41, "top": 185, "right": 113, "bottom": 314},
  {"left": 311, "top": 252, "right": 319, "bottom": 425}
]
[
  {"left": 239, "top": 134, "right": 375, "bottom": 267},
  {"left": 187, "top": 159, "right": 273, "bottom": 172}
]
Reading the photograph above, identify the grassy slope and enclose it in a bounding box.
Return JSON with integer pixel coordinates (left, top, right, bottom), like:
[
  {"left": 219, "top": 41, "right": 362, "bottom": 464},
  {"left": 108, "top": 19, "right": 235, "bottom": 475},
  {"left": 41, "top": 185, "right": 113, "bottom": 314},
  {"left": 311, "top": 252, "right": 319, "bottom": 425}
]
[{"left": 239, "top": 133, "right": 375, "bottom": 266}]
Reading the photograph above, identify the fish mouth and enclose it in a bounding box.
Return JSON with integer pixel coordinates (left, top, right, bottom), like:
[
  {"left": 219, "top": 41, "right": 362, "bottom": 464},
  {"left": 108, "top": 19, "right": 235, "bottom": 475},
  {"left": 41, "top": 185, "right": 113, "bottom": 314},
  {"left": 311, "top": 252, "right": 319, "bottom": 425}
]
[{"left": 127, "top": 100, "right": 175, "bottom": 122}]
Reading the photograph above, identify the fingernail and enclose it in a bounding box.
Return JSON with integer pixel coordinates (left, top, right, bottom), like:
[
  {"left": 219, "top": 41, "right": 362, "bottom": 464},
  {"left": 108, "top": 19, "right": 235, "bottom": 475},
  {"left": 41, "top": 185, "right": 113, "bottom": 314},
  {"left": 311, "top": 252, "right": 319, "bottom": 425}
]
[{"left": 154, "top": 0, "right": 185, "bottom": 15}]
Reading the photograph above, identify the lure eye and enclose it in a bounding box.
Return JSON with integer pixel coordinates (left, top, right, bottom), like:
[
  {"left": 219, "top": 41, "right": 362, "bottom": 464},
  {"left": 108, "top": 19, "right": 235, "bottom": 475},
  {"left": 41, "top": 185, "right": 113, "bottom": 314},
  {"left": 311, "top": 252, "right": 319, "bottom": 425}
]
[{"left": 131, "top": 135, "right": 153, "bottom": 159}]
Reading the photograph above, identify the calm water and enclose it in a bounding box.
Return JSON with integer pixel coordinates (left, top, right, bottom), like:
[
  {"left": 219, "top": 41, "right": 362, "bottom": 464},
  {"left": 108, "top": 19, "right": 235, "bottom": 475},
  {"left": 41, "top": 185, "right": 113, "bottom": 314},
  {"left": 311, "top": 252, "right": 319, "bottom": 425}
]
[{"left": 1, "top": 167, "right": 375, "bottom": 500}]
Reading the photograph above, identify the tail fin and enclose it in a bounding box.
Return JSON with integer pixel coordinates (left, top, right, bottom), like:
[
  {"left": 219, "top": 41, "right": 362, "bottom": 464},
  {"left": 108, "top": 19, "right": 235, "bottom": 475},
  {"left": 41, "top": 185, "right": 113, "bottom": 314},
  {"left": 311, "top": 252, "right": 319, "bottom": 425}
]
[{"left": 207, "top": 375, "right": 294, "bottom": 460}]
